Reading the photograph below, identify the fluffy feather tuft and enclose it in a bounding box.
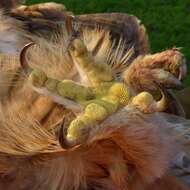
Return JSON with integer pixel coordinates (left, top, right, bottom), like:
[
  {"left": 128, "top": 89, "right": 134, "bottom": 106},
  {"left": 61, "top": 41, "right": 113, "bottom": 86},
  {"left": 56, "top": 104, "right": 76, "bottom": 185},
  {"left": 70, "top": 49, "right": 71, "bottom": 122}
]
[{"left": 0, "top": 107, "right": 179, "bottom": 190}]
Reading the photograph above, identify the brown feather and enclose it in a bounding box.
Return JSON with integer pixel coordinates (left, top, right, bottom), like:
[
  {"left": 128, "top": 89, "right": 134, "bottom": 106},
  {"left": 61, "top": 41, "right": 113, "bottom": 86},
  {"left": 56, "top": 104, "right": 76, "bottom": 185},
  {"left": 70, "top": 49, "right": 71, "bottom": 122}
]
[{"left": 0, "top": 107, "right": 186, "bottom": 190}]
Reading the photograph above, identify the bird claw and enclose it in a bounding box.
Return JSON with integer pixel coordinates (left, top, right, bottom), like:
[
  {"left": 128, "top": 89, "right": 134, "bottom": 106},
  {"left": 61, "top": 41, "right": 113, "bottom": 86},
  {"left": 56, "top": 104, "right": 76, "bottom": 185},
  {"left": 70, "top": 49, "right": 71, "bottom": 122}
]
[
  {"left": 58, "top": 118, "right": 74, "bottom": 149},
  {"left": 59, "top": 117, "right": 90, "bottom": 148},
  {"left": 130, "top": 83, "right": 168, "bottom": 114},
  {"left": 168, "top": 48, "right": 187, "bottom": 80},
  {"left": 123, "top": 48, "right": 187, "bottom": 94},
  {"left": 152, "top": 69, "right": 183, "bottom": 89}
]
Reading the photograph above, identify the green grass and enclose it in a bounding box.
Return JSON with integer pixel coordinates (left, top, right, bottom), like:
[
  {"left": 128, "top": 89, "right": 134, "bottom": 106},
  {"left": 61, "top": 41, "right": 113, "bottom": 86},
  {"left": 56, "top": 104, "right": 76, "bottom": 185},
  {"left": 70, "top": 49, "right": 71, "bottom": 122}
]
[{"left": 25, "top": 0, "right": 190, "bottom": 85}]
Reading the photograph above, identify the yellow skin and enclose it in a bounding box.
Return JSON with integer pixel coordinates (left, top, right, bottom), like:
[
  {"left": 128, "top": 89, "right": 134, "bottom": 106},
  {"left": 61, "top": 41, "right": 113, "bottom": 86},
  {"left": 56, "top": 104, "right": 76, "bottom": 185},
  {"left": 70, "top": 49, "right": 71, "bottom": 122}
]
[{"left": 28, "top": 38, "right": 145, "bottom": 146}]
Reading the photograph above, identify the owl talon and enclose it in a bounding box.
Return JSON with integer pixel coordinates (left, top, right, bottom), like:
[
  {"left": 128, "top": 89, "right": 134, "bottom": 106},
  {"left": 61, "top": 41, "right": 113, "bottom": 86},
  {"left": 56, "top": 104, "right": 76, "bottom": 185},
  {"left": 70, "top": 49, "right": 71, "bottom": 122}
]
[{"left": 123, "top": 48, "right": 187, "bottom": 94}]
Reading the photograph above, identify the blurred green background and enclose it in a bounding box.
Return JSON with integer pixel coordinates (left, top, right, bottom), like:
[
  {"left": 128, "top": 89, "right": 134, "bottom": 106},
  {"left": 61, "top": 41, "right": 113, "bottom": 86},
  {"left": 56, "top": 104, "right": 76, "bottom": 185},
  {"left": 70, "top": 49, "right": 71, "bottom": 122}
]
[{"left": 25, "top": 0, "right": 190, "bottom": 85}]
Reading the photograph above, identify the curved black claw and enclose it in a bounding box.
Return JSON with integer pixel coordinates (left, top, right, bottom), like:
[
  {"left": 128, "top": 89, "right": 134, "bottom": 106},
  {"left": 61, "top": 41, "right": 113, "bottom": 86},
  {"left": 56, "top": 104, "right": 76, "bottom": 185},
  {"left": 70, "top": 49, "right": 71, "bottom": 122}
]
[
  {"left": 20, "top": 42, "right": 35, "bottom": 74},
  {"left": 58, "top": 118, "right": 67, "bottom": 148},
  {"left": 58, "top": 118, "right": 73, "bottom": 149},
  {"left": 178, "top": 61, "right": 187, "bottom": 81},
  {"left": 154, "top": 81, "right": 185, "bottom": 117}
]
